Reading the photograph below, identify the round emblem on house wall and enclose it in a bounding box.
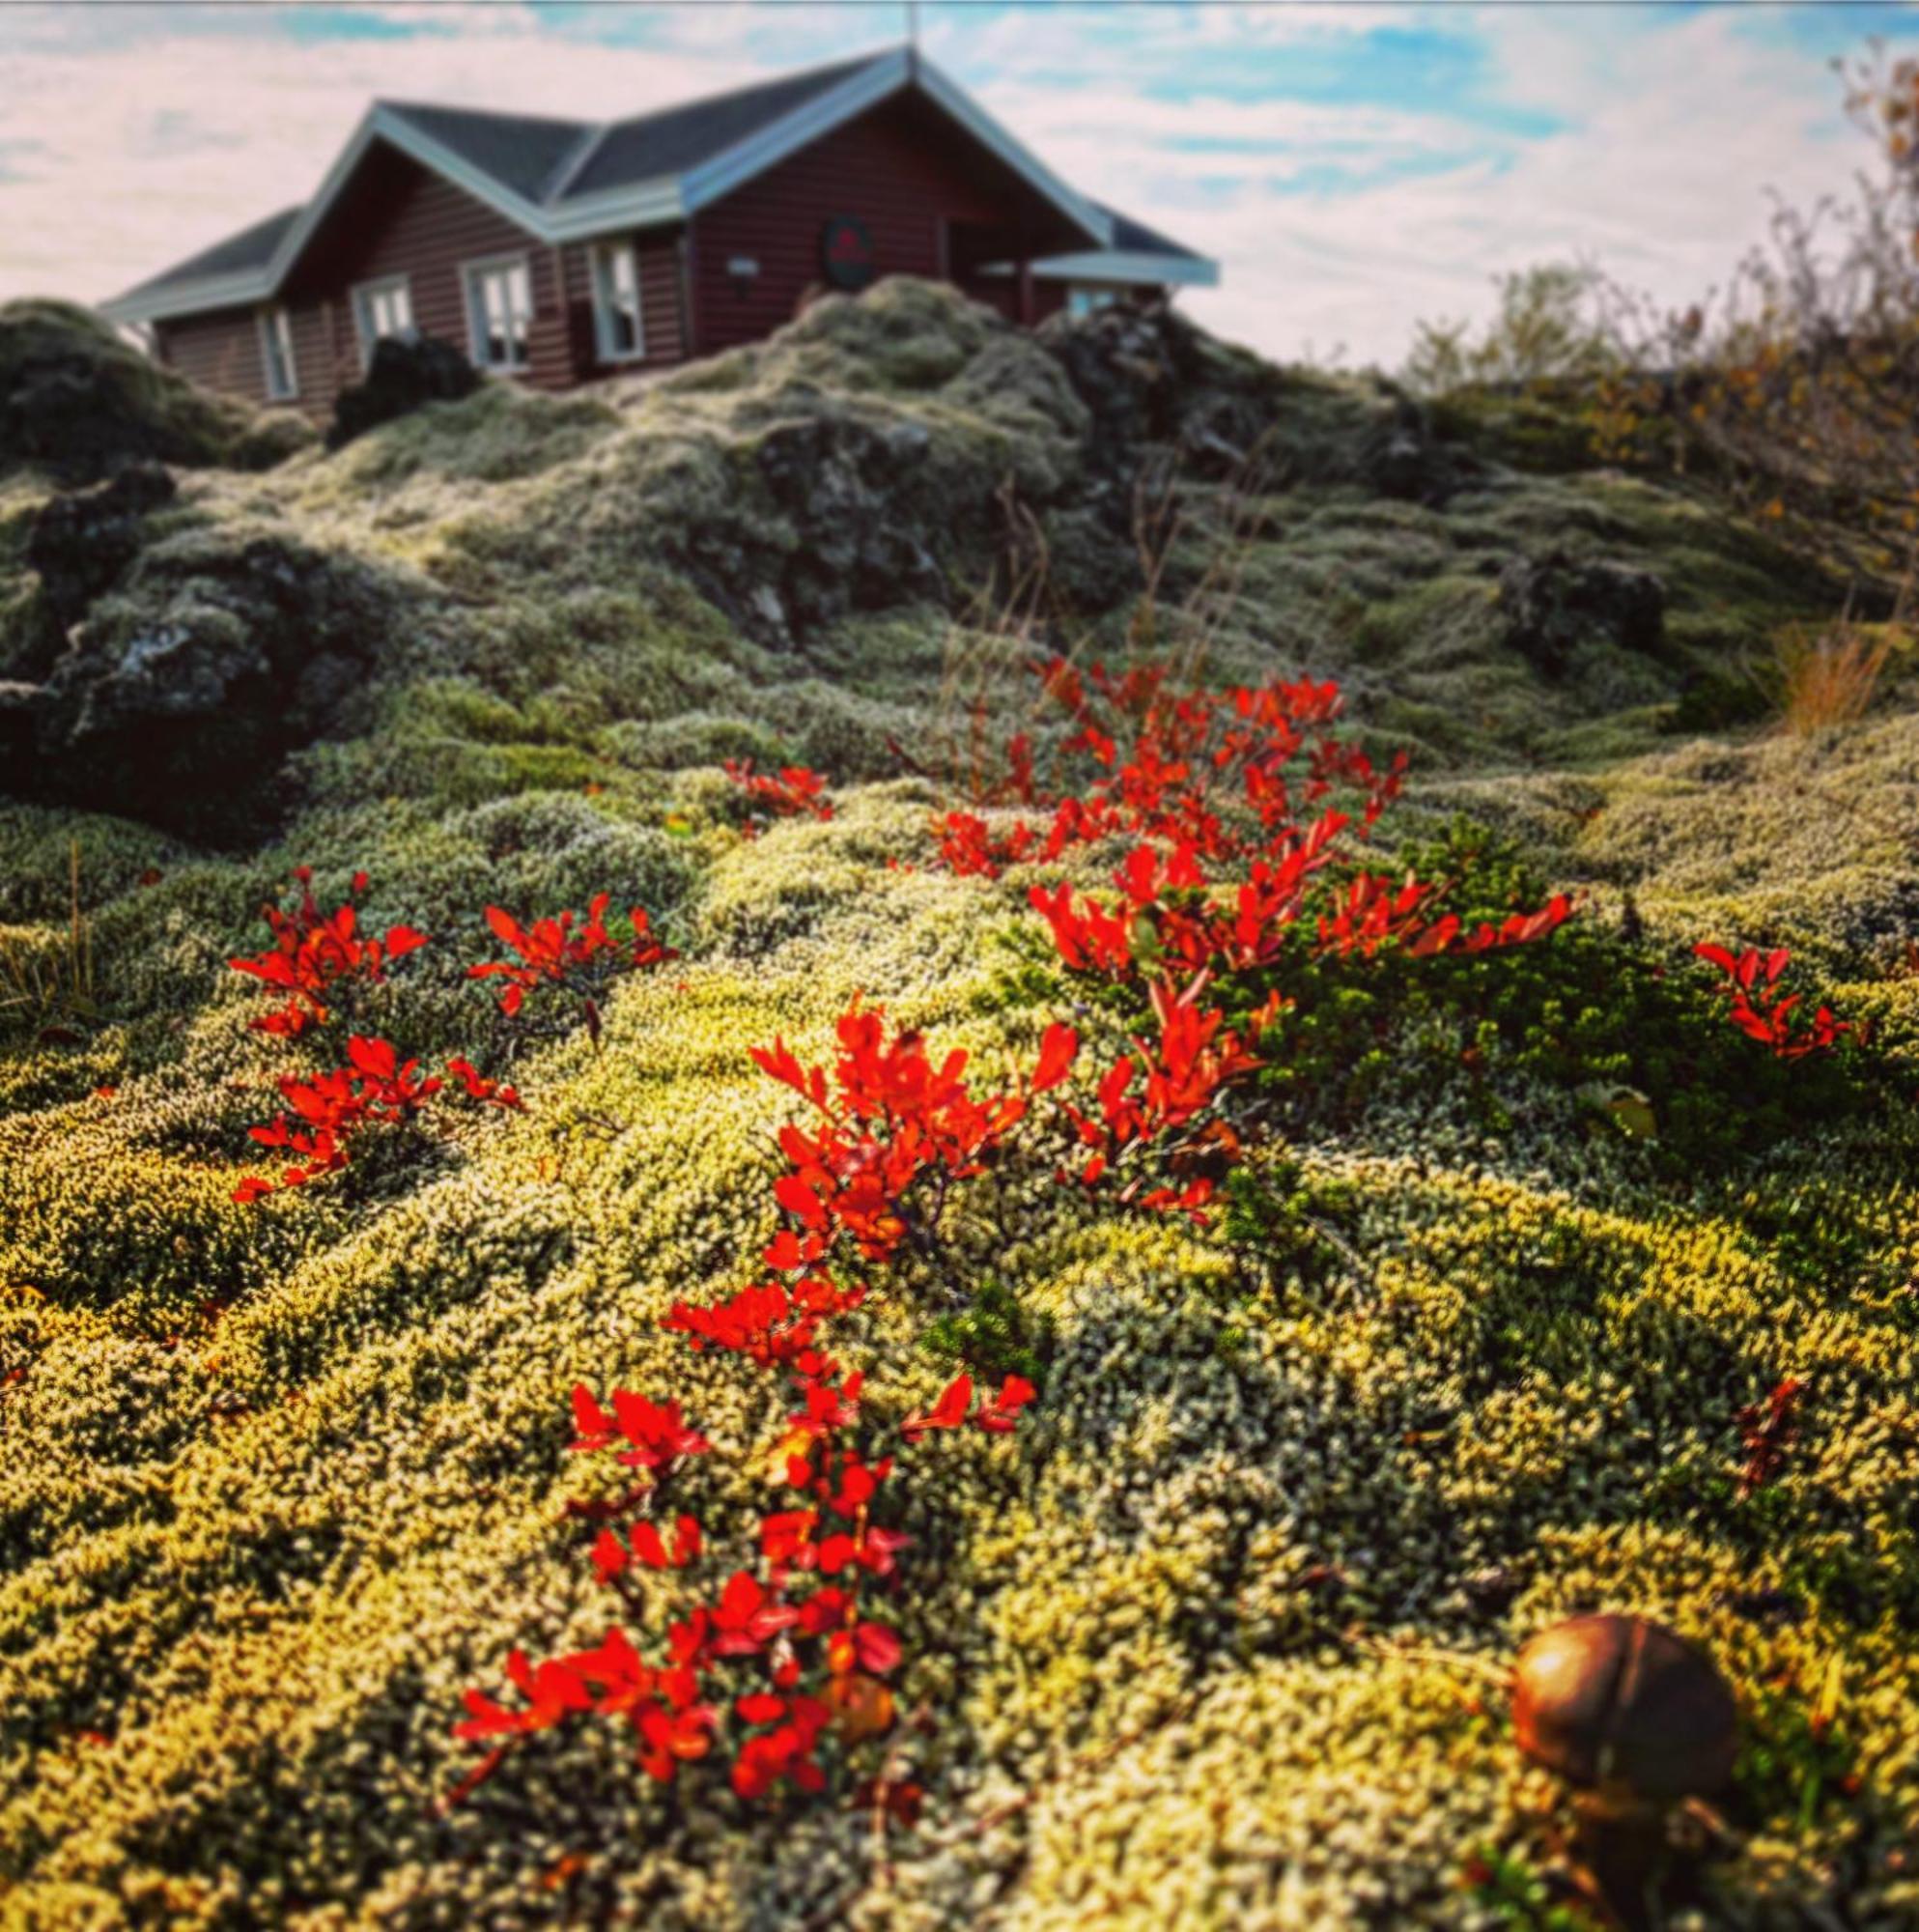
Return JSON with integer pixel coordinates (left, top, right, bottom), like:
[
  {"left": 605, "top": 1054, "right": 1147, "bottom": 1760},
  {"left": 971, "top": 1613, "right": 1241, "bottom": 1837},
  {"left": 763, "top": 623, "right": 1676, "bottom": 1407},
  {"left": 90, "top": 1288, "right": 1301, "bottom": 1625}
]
[{"left": 820, "top": 215, "right": 877, "bottom": 292}]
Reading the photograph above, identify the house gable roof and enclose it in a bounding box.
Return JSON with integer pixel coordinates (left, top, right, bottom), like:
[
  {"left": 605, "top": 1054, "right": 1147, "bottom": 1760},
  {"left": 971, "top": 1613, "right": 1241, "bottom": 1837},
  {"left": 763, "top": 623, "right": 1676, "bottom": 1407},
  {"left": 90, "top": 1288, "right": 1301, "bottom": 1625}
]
[
  {"left": 116, "top": 204, "right": 304, "bottom": 304},
  {"left": 379, "top": 100, "right": 594, "bottom": 204},
  {"left": 100, "top": 49, "right": 1225, "bottom": 326},
  {"left": 559, "top": 53, "right": 882, "bottom": 200}
]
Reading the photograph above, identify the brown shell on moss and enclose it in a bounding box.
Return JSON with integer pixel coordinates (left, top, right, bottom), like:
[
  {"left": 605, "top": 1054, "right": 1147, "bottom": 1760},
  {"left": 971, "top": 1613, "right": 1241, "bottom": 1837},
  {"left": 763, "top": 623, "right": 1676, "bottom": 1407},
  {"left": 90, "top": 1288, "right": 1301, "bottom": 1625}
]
[{"left": 1512, "top": 1614, "right": 1737, "bottom": 1803}]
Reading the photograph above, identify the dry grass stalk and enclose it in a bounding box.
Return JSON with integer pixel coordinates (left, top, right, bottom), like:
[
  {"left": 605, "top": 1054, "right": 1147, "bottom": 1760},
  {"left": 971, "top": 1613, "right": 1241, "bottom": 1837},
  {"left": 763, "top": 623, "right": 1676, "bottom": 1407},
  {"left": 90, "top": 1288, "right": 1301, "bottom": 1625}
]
[
  {"left": 1776, "top": 617, "right": 1897, "bottom": 735},
  {"left": 0, "top": 840, "right": 96, "bottom": 1033},
  {"left": 917, "top": 440, "right": 1284, "bottom": 802}
]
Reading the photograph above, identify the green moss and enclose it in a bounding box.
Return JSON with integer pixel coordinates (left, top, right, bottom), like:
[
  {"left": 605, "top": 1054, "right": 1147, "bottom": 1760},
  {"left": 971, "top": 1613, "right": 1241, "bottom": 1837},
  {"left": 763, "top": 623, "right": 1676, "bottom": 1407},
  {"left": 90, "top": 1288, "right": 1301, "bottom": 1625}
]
[
  {"left": 2, "top": 278, "right": 1917, "bottom": 1929},
  {"left": 1427, "top": 384, "right": 1599, "bottom": 475}
]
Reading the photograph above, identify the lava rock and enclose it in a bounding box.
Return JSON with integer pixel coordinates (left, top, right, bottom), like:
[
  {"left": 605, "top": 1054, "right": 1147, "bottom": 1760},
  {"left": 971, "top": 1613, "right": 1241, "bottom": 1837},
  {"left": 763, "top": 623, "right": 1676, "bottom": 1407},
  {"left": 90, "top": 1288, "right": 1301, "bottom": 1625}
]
[
  {"left": 1361, "top": 395, "right": 1468, "bottom": 505},
  {"left": 13, "top": 529, "right": 399, "bottom": 837},
  {"left": 1500, "top": 549, "right": 1668, "bottom": 678},
  {"left": 326, "top": 334, "right": 482, "bottom": 451},
  {"left": 659, "top": 400, "right": 1034, "bottom": 648},
  {"left": 1041, "top": 296, "right": 1282, "bottom": 482},
  {"left": 1512, "top": 1613, "right": 1737, "bottom": 1803},
  {"left": 755, "top": 415, "right": 944, "bottom": 630},
  {"left": 22, "top": 463, "right": 177, "bottom": 650}
]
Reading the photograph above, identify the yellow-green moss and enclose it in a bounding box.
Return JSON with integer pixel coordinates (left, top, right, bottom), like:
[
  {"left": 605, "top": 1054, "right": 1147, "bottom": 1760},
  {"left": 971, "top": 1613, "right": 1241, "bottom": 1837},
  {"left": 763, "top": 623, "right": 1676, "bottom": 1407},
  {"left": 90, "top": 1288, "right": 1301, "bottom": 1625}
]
[{"left": 2, "top": 280, "right": 1916, "bottom": 1929}]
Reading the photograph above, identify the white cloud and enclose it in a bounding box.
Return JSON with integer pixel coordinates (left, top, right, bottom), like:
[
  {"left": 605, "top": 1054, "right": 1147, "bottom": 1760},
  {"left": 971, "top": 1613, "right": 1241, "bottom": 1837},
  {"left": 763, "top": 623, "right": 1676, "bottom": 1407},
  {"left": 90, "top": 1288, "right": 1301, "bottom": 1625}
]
[
  {"left": 0, "top": 1, "right": 1901, "bottom": 368},
  {"left": 992, "top": 5, "right": 1878, "bottom": 365}
]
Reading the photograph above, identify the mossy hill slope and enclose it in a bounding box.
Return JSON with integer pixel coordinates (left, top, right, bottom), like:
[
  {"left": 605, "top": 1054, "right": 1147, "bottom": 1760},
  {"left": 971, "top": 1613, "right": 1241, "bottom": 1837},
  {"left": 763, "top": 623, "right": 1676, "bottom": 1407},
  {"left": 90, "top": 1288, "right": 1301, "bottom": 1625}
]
[{"left": 1, "top": 280, "right": 1915, "bottom": 1929}]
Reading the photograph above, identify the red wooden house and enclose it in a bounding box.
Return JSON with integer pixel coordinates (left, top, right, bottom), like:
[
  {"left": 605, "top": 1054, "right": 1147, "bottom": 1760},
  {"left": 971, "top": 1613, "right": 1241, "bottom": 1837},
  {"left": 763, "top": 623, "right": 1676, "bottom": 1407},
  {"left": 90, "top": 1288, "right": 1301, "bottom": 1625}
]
[{"left": 100, "top": 46, "right": 1219, "bottom": 415}]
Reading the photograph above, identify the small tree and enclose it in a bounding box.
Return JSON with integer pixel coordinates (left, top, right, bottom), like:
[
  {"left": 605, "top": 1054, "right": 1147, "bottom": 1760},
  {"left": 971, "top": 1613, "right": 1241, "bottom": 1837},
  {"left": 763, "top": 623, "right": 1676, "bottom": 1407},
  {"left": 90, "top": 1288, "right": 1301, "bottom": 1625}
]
[
  {"left": 1587, "top": 43, "right": 1919, "bottom": 592},
  {"left": 1402, "top": 263, "right": 1617, "bottom": 395}
]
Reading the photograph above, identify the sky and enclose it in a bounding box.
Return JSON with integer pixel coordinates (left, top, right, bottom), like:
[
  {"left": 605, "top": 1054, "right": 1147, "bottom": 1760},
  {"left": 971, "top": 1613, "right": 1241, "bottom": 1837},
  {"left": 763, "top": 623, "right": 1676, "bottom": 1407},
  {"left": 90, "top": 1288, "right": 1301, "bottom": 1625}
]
[{"left": 2, "top": 1, "right": 1916, "bottom": 369}]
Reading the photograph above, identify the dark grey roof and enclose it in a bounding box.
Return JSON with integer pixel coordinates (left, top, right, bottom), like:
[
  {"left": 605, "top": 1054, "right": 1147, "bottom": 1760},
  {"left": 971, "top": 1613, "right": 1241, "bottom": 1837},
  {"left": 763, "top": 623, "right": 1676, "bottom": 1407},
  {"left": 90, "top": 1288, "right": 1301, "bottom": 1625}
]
[
  {"left": 381, "top": 100, "right": 593, "bottom": 204},
  {"left": 111, "top": 59, "right": 892, "bottom": 308},
  {"left": 559, "top": 51, "right": 888, "bottom": 201},
  {"left": 121, "top": 203, "right": 302, "bottom": 300},
  {"left": 1094, "top": 202, "right": 1205, "bottom": 262}
]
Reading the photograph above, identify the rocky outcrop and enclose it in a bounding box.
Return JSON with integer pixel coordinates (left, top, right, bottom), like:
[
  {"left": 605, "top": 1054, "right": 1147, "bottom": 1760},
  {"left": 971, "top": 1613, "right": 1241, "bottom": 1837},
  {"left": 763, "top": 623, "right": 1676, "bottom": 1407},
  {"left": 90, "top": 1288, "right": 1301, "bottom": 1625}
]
[
  {"left": 1499, "top": 549, "right": 1668, "bottom": 677},
  {"left": 327, "top": 335, "right": 483, "bottom": 451},
  {"left": 0, "top": 299, "right": 275, "bottom": 483},
  {"left": 0, "top": 279, "right": 1817, "bottom": 840},
  {"left": 639, "top": 282, "right": 1408, "bottom": 647},
  {"left": 13, "top": 529, "right": 399, "bottom": 838},
  {"left": 1038, "top": 296, "right": 1479, "bottom": 504},
  {"left": 750, "top": 414, "right": 945, "bottom": 629},
  {"left": 1356, "top": 394, "right": 1474, "bottom": 505},
  {"left": 21, "top": 464, "right": 177, "bottom": 664},
  {"left": 1040, "top": 294, "right": 1285, "bottom": 480}
]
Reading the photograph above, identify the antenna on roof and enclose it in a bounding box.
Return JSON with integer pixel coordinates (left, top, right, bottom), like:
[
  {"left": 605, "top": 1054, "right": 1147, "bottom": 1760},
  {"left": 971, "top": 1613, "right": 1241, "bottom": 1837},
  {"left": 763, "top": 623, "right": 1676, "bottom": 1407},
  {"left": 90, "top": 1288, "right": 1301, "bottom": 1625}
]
[{"left": 906, "top": 0, "right": 919, "bottom": 68}]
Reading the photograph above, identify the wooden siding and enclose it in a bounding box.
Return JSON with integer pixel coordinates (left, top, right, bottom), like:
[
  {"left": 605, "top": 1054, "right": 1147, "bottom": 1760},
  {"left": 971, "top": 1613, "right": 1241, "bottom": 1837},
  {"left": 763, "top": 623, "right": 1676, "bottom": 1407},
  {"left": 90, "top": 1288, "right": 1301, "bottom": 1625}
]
[
  {"left": 154, "top": 142, "right": 576, "bottom": 414},
  {"left": 557, "top": 232, "right": 687, "bottom": 379},
  {"left": 687, "top": 92, "right": 1078, "bottom": 355},
  {"left": 1030, "top": 280, "right": 1069, "bottom": 324},
  {"left": 288, "top": 143, "right": 570, "bottom": 394},
  {"left": 155, "top": 308, "right": 267, "bottom": 400},
  {"left": 156, "top": 299, "right": 355, "bottom": 412}
]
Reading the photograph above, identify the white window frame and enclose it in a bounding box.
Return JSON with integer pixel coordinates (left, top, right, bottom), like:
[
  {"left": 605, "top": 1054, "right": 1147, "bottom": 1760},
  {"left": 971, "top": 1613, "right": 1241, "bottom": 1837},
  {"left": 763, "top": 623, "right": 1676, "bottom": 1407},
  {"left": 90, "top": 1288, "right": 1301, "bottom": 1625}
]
[
  {"left": 589, "top": 239, "right": 646, "bottom": 364},
  {"left": 351, "top": 274, "right": 415, "bottom": 367},
  {"left": 257, "top": 305, "right": 298, "bottom": 402},
  {"left": 461, "top": 251, "right": 534, "bottom": 375}
]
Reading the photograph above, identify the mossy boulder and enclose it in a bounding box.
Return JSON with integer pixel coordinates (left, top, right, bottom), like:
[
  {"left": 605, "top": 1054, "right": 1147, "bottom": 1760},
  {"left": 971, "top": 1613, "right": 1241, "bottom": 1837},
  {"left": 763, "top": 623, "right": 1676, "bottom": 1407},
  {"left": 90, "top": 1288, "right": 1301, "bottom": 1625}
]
[
  {"left": 16, "top": 526, "right": 416, "bottom": 838},
  {"left": 1499, "top": 547, "right": 1668, "bottom": 677},
  {"left": 15, "top": 463, "right": 178, "bottom": 668},
  {"left": 325, "top": 333, "right": 483, "bottom": 453},
  {"left": 0, "top": 299, "right": 307, "bottom": 483}
]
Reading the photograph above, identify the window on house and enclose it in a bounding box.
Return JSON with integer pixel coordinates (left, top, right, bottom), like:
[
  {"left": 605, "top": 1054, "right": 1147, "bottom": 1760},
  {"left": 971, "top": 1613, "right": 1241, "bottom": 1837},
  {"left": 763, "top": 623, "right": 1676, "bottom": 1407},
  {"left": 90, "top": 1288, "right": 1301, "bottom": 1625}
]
[
  {"left": 1067, "top": 285, "right": 1120, "bottom": 320},
  {"left": 464, "top": 255, "right": 534, "bottom": 373},
  {"left": 258, "top": 306, "right": 298, "bottom": 401},
  {"left": 590, "top": 241, "right": 645, "bottom": 362},
  {"left": 352, "top": 276, "right": 414, "bottom": 363}
]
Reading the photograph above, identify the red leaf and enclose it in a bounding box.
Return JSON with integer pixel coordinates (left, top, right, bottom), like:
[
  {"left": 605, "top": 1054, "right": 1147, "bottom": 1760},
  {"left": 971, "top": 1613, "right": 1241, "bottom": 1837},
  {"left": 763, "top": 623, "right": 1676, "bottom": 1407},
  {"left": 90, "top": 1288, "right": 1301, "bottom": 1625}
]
[
  {"left": 902, "top": 1372, "right": 973, "bottom": 1441},
  {"left": 571, "top": 1384, "right": 613, "bottom": 1448},
  {"left": 1031, "top": 1022, "right": 1080, "bottom": 1094},
  {"left": 348, "top": 1035, "right": 396, "bottom": 1082},
  {"left": 775, "top": 1174, "right": 829, "bottom": 1229},
  {"left": 855, "top": 1622, "right": 902, "bottom": 1674}
]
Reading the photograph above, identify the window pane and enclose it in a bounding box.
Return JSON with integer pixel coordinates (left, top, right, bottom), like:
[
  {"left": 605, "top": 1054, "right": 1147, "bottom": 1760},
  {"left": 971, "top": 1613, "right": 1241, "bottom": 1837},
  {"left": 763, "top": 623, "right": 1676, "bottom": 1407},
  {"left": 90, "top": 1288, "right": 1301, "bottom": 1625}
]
[
  {"left": 595, "top": 244, "right": 643, "bottom": 357},
  {"left": 470, "top": 263, "right": 529, "bottom": 369},
  {"left": 263, "top": 310, "right": 295, "bottom": 397},
  {"left": 361, "top": 282, "right": 411, "bottom": 349},
  {"left": 511, "top": 266, "right": 530, "bottom": 362}
]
